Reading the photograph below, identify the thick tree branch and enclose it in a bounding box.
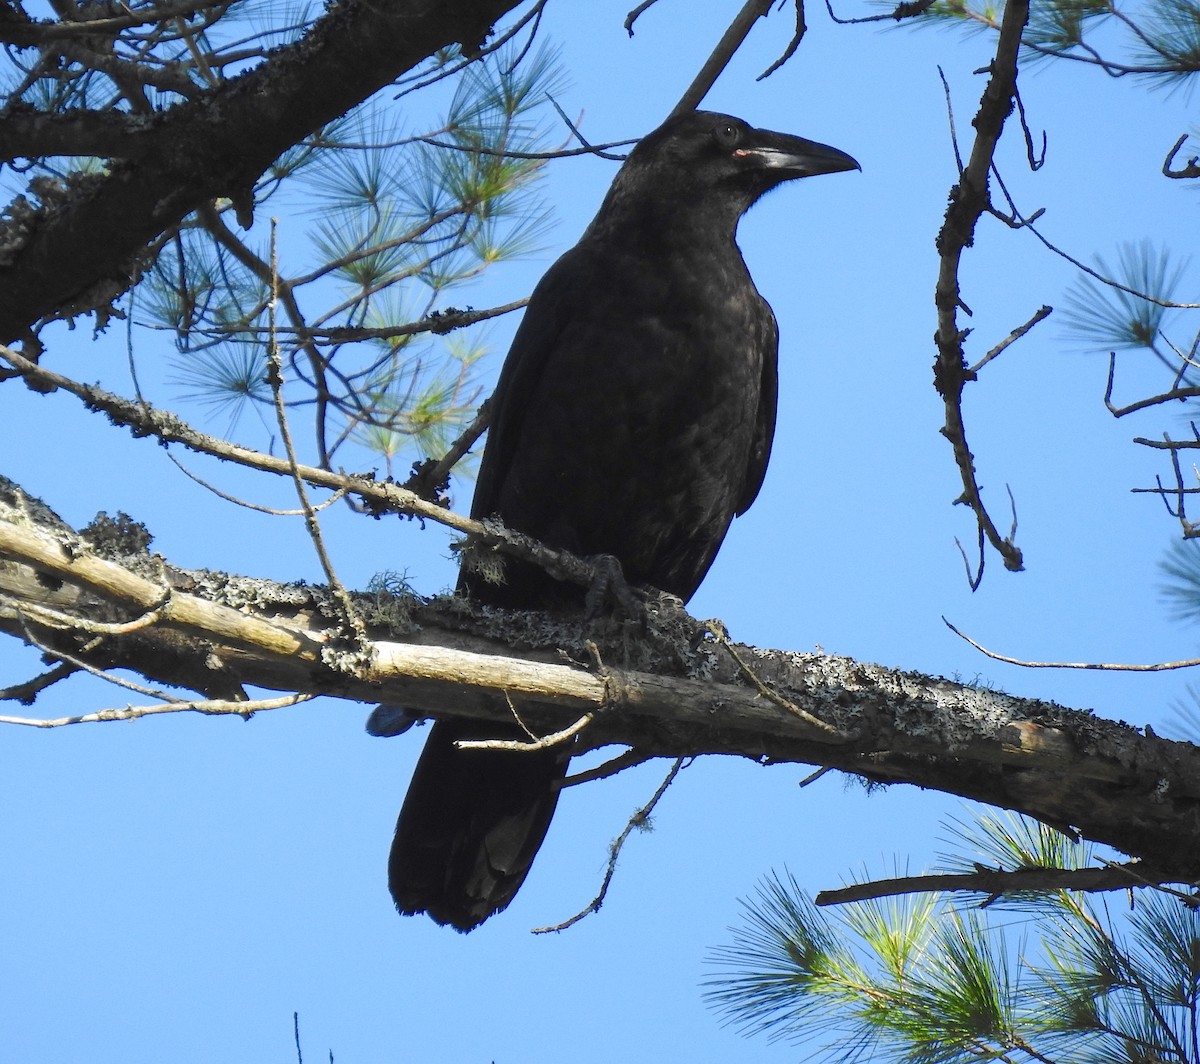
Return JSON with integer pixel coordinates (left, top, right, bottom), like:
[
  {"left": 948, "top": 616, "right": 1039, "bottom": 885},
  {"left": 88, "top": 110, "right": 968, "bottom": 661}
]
[
  {"left": 0, "top": 108, "right": 154, "bottom": 164},
  {"left": 2, "top": 477, "right": 1200, "bottom": 884},
  {"left": 0, "top": 0, "right": 528, "bottom": 340}
]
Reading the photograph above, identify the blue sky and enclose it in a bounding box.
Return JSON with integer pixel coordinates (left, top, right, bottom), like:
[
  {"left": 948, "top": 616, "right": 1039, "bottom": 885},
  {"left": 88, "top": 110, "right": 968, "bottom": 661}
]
[{"left": 2, "top": 3, "right": 1197, "bottom": 1062}]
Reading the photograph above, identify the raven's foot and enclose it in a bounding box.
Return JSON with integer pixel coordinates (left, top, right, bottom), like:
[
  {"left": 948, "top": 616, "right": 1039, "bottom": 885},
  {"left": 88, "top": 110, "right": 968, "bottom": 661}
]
[{"left": 583, "top": 553, "right": 642, "bottom": 622}]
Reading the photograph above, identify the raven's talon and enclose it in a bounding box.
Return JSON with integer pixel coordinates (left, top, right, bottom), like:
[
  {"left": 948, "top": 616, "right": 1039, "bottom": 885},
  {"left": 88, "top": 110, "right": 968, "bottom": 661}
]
[{"left": 583, "top": 553, "right": 642, "bottom": 622}]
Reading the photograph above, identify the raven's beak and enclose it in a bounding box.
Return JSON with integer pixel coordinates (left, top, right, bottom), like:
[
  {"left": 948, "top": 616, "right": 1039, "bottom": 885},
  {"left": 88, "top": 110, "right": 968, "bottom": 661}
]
[{"left": 737, "top": 129, "right": 860, "bottom": 178}]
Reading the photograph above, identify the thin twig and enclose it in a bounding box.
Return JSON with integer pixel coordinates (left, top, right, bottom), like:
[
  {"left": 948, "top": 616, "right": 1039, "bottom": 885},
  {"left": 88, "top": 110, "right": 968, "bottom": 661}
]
[
  {"left": 625, "top": 0, "right": 664, "bottom": 34},
  {"left": 402, "top": 396, "right": 492, "bottom": 501},
  {"left": 798, "top": 765, "right": 832, "bottom": 787},
  {"left": 561, "top": 749, "right": 655, "bottom": 787},
  {"left": 532, "top": 757, "right": 689, "bottom": 933},
  {"left": 1015, "top": 213, "right": 1200, "bottom": 310},
  {"left": 1012, "top": 79, "right": 1046, "bottom": 171},
  {"left": 1135, "top": 435, "right": 1200, "bottom": 451},
  {"left": 824, "top": 0, "right": 935, "bottom": 24},
  {"left": 0, "top": 692, "right": 313, "bottom": 728},
  {"left": 544, "top": 96, "right": 627, "bottom": 161},
  {"left": 1163, "top": 133, "right": 1200, "bottom": 179},
  {"left": 944, "top": 617, "right": 1200, "bottom": 671},
  {"left": 418, "top": 137, "right": 634, "bottom": 162},
  {"left": 168, "top": 453, "right": 350, "bottom": 515},
  {"left": 456, "top": 712, "right": 594, "bottom": 752},
  {"left": 954, "top": 524, "right": 986, "bottom": 592},
  {"left": 8, "top": 610, "right": 184, "bottom": 702},
  {"left": 937, "top": 66, "right": 964, "bottom": 175},
  {"left": 757, "top": 0, "right": 806, "bottom": 80},
  {"left": 4, "top": 592, "right": 170, "bottom": 637},
  {"left": 967, "top": 305, "right": 1052, "bottom": 374},
  {"left": 264, "top": 218, "right": 367, "bottom": 649},
  {"left": 1104, "top": 352, "right": 1200, "bottom": 417},
  {"left": 707, "top": 621, "right": 849, "bottom": 738},
  {"left": 1099, "top": 859, "right": 1200, "bottom": 907}
]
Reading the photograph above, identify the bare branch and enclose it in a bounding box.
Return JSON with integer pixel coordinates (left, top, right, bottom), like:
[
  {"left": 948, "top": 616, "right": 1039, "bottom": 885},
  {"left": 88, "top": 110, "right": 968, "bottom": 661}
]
[
  {"left": 944, "top": 617, "right": 1200, "bottom": 672},
  {"left": 3, "top": 487, "right": 1200, "bottom": 878},
  {"left": 417, "top": 137, "right": 634, "bottom": 161},
  {"left": 539, "top": 97, "right": 629, "bottom": 163},
  {"left": 0, "top": 344, "right": 624, "bottom": 597},
  {"left": 823, "top": 0, "right": 936, "bottom": 24},
  {"left": 937, "top": 65, "right": 964, "bottom": 175},
  {"left": 967, "top": 305, "right": 1052, "bottom": 374},
  {"left": 403, "top": 396, "right": 492, "bottom": 504},
  {"left": 625, "top": 0, "right": 665, "bottom": 34},
  {"left": 2, "top": 589, "right": 170, "bottom": 638},
  {"left": 166, "top": 455, "right": 351, "bottom": 515},
  {"left": 561, "top": 750, "right": 656, "bottom": 787},
  {"left": 264, "top": 219, "right": 368, "bottom": 653},
  {"left": 933, "top": 0, "right": 1030, "bottom": 578},
  {"left": 1105, "top": 352, "right": 1200, "bottom": 418},
  {"left": 457, "top": 710, "right": 595, "bottom": 751},
  {"left": 0, "top": 692, "right": 314, "bottom": 728},
  {"left": 757, "top": 0, "right": 806, "bottom": 81},
  {"left": 815, "top": 862, "right": 1191, "bottom": 906},
  {"left": 532, "top": 757, "right": 688, "bottom": 932},
  {"left": 669, "top": 0, "right": 775, "bottom": 118}
]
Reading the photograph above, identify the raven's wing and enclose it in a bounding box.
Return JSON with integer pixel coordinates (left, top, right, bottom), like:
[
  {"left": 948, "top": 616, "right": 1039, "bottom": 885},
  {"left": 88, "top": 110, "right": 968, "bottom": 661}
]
[
  {"left": 469, "top": 247, "right": 585, "bottom": 522},
  {"left": 734, "top": 302, "right": 779, "bottom": 517}
]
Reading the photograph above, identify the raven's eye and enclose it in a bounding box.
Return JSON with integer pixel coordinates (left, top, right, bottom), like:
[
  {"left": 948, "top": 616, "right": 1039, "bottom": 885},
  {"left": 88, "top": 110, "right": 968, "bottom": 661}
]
[{"left": 713, "top": 122, "right": 741, "bottom": 149}]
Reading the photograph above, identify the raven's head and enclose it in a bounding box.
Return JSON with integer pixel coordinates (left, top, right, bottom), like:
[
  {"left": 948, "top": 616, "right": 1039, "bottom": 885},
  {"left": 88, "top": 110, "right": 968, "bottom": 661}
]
[{"left": 597, "top": 110, "right": 859, "bottom": 232}]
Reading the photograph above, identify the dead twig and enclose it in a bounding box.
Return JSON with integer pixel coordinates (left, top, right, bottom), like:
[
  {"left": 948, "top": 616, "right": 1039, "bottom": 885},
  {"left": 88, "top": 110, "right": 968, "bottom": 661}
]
[
  {"left": 532, "top": 757, "right": 689, "bottom": 933},
  {"left": 707, "top": 621, "right": 849, "bottom": 738},
  {"left": 815, "top": 862, "right": 1189, "bottom": 907},
  {"left": 932, "top": 0, "right": 1031, "bottom": 579},
  {"left": 0, "top": 692, "right": 313, "bottom": 728},
  {"left": 263, "top": 218, "right": 369, "bottom": 656},
  {"left": 561, "top": 749, "right": 655, "bottom": 787},
  {"left": 456, "top": 711, "right": 595, "bottom": 752},
  {"left": 0, "top": 345, "right": 623, "bottom": 606},
  {"left": 1164, "top": 133, "right": 1200, "bottom": 180},
  {"left": 967, "top": 305, "right": 1052, "bottom": 374},
  {"left": 944, "top": 616, "right": 1200, "bottom": 672}
]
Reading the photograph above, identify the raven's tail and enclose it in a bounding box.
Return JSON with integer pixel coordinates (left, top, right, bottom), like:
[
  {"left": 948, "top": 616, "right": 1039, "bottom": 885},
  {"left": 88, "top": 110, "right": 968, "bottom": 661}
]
[{"left": 388, "top": 718, "right": 568, "bottom": 932}]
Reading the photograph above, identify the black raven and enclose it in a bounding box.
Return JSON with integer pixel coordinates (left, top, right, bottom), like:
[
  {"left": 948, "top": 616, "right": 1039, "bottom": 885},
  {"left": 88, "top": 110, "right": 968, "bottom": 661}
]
[{"left": 388, "top": 110, "right": 858, "bottom": 931}]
